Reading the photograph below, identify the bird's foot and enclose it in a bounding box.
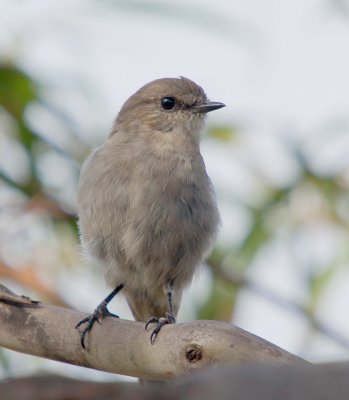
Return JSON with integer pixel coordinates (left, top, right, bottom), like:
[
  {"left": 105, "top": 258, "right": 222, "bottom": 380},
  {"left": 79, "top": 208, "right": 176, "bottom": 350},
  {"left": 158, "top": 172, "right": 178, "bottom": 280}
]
[
  {"left": 145, "top": 313, "right": 176, "bottom": 345},
  {"left": 75, "top": 301, "right": 119, "bottom": 349}
]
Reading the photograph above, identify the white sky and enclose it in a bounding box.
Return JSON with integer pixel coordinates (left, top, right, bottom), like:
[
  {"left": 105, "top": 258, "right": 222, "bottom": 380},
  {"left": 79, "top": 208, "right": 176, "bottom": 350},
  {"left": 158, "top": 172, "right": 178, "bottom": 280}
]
[{"left": 2, "top": 0, "right": 349, "bottom": 129}]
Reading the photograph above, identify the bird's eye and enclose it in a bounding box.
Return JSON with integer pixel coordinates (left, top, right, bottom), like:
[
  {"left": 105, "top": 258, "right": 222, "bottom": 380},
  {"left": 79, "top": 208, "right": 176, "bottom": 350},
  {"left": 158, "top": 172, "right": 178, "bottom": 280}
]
[{"left": 161, "top": 97, "right": 176, "bottom": 110}]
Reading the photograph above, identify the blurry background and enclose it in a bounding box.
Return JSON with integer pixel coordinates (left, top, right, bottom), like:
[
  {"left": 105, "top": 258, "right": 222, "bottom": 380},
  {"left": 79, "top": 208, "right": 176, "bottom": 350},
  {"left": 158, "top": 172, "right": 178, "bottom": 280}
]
[{"left": 1, "top": 0, "right": 349, "bottom": 382}]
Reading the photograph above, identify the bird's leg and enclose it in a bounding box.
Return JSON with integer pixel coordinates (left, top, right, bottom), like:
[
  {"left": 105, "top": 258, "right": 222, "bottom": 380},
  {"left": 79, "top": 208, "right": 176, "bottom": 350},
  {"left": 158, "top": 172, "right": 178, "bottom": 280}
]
[
  {"left": 145, "top": 281, "right": 176, "bottom": 345},
  {"left": 75, "top": 283, "right": 124, "bottom": 349}
]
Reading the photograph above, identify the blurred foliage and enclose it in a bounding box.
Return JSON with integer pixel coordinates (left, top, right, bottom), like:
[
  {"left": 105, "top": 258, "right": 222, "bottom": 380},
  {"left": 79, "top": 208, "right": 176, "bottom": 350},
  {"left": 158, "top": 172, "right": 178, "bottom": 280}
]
[
  {"left": 0, "top": 63, "right": 80, "bottom": 222},
  {"left": 0, "top": 63, "right": 81, "bottom": 300},
  {"left": 205, "top": 175, "right": 348, "bottom": 321},
  {"left": 207, "top": 125, "right": 237, "bottom": 142},
  {"left": 203, "top": 125, "right": 349, "bottom": 329},
  {"left": 0, "top": 65, "right": 40, "bottom": 194},
  {"left": 330, "top": 0, "right": 349, "bottom": 16}
]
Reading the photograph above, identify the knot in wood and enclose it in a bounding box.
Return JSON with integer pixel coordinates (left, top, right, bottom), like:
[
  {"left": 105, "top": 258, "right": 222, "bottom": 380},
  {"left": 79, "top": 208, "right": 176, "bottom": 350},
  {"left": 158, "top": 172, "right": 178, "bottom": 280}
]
[{"left": 185, "top": 344, "right": 203, "bottom": 363}]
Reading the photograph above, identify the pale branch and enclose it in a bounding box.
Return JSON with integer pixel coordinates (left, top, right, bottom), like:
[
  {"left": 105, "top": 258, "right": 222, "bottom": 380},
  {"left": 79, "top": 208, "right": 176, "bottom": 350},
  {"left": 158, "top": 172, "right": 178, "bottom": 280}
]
[{"left": 0, "top": 284, "right": 306, "bottom": 380}]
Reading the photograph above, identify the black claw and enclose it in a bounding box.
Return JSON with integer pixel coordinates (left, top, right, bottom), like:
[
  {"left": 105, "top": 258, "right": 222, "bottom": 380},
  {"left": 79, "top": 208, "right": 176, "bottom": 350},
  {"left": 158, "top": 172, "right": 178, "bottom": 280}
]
[
  {"left": 75, "top": 317, "right": 89, "bottom": 329},
  {"left": 107, "top": 312, "right": 120, "bottom": 319},
  {"left": 75, "top": 306, "right": 119, "bottom": 349},
  {"left": 145, "top": 316, "right": 159, "bottom": 330},
  {"left": 145, "top": 314, "right": 176, "bottom": 344},
  {"left": 150, "top": 330, "right": 158, "bottom": 345},
  {"left": 75, "top": 313, "right": 98, "bottom": 349},
  {"left": 75, "top": 284, "right": 124, "bottom": 350},
  {"left": 150, "top": 323, "right": 163, "bottom": 345},
  {"left": 79, "top": 327, "right": 88, "bottom": 349}
]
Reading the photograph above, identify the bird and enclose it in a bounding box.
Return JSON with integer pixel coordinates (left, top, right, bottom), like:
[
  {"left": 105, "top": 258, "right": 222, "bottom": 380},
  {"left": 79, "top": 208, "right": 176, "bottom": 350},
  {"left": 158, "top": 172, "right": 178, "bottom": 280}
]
[{"left": 75, "top": 77, "right": 224, "bottom": 348}]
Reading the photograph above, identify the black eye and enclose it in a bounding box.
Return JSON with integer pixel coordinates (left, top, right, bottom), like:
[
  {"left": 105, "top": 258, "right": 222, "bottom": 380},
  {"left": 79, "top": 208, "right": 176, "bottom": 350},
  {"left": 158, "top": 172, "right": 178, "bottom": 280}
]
[{"left": 161, "top": 96, "right": 176, "bottom": 110}]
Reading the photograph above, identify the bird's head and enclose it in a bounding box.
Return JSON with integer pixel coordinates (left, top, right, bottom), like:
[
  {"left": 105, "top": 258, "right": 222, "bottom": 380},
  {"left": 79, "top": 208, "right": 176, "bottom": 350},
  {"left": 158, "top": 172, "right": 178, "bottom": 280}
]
[{"left": 114, "top": 77, "right": 225, "bottom": 140}]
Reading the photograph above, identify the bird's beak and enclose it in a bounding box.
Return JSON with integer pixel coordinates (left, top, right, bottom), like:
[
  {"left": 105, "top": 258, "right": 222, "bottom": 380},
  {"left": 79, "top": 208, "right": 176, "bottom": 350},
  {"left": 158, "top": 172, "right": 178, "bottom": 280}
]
[{"left": 192, "top": 101, "right": 225, "bottom": 114}]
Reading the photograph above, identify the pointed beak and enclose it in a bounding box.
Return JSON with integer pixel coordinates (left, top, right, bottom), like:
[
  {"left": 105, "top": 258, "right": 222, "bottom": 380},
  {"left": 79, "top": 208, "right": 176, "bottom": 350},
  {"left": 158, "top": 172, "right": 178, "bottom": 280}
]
[{"left": 192, "top": 101, "right": 226, "bottom": 114}]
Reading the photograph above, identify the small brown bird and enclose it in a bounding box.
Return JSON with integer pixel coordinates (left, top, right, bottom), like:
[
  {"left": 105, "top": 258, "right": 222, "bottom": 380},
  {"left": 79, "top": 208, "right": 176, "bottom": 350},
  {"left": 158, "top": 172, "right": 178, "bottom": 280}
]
[{"left": 76, "top": 77, "right": 224, "bottom": 348}]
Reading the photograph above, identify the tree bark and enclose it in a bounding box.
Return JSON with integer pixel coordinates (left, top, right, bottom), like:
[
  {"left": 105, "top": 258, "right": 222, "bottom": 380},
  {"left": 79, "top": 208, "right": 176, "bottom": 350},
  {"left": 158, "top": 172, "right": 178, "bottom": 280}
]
[{"left": 0, "top": 284, "right": 306, "bottom": 380}]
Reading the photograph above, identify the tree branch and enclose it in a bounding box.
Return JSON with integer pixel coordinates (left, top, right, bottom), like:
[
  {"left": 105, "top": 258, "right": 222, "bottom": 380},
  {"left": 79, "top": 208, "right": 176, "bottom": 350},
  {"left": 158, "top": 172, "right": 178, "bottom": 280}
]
[{"left": 0, "top": 284, "right": 306, "bottom": 380}]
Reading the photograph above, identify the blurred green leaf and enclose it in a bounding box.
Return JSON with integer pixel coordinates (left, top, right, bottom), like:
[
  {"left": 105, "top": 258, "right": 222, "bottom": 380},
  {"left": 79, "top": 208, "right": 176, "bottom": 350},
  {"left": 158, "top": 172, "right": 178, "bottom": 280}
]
[
  {"left": 197, "top": 249, "right": 240, "bottom": 321},
  {"left": 308, "top": 263, "right": 337, "bottom": 315},
  {"left": 0, "top": 65, "right": 38, "bottom": 119},
  {"left": 207, "top": 125, "right": 237, "bottom": 142},
  {"left": 197, "top": 275, "right": 238, "bottom": 321},
  {"left": 237, "top": 187, "right": 291, "bottom": 266}
]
